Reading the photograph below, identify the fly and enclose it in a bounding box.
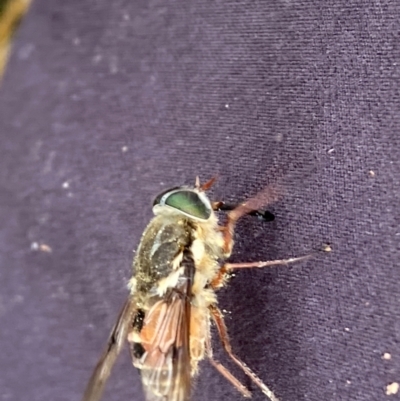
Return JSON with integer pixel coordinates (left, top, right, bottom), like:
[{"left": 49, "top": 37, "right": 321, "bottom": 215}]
[{"left": 82, "top": 177, "right": 324, "bottom": 401}]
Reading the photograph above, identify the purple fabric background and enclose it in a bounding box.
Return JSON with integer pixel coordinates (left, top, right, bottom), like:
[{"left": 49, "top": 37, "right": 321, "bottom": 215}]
[{"left": 1, "top": 1, "right": 399, "bottom": 401}]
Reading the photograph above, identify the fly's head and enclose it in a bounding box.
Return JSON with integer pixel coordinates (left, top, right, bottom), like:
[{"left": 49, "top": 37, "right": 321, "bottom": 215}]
[{"left": 152, "top": 178, "right": 215, "bottom": 222}]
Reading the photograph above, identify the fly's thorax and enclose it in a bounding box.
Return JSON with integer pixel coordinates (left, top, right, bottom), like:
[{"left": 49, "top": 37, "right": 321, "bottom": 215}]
[
  {"left": 132, "top": 214, "right": 193, "bottom": 296},
  {"left": 188, "top": 214, "right": 224, "bottom": 306},
  {"left": 192, "top": 212, "right": 225, "bottom": 261}
]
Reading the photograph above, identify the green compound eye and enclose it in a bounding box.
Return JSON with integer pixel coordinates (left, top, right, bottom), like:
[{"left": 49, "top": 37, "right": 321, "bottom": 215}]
[
  {"left": 153, "top": 188, "right": 212, "bottom": 220},
  {"left": 153, "top": 187, "right": 212, "bottom": 220},
  {"left": 165, "top": 190, "right": 211, "bottom": 220}
]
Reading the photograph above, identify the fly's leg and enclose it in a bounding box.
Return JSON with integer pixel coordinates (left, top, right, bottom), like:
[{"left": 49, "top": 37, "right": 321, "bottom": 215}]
[
  {"left": 223, "top": 244, "right": 330, "bottom": 271},
  {"left": 211, "top": 193, "right": 275, "bottom": 261},
  {"left": 212, "top": 201, "right": 275, "bottom": 222},
  {"left": 209, "top": 266, "right": 229, "bottom": 289},
  {"left": 209, "top": 262, "right": 239, "bottom": 289},
  {"left": 210, "top": 250, "right": 324, "bottom": 288},
  {"left": 211, "top": 254, "right": 309, "bottom": 287},
  {"left": 217, "top": 185, "right": 281, "bottom": 255},
  {"left": 209, "top": 304, "right": 280, "bottom": 401},
  {"left": 223, "top": 253, "right": 313, "bottom": 270},
  {"left": 205, "top": 329, "right": 251, "bottom": 398}
]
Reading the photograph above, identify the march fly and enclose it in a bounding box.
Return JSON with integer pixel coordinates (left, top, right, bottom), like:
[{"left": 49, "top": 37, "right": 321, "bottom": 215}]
[{"left": 82, "top": 177, "right": 322, "bottom": 401}]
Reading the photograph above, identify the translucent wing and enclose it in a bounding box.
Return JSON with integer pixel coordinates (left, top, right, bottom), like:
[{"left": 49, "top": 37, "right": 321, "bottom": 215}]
[
  {"left": 134, "top": 278, "right": 192, "bottom": 401},
  {"left": 82, "top": 296, "right": 137, "bottom": 401}
]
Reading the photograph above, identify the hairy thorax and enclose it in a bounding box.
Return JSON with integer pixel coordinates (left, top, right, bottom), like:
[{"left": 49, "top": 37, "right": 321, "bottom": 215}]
[{"left": 129, "top": 211, "right": 226, "bottom": 375}]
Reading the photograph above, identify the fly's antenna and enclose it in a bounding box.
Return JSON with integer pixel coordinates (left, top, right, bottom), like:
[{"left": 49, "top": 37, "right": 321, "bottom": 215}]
[{"left": 195, "top": 176, "right": 218, "bottom": 192}]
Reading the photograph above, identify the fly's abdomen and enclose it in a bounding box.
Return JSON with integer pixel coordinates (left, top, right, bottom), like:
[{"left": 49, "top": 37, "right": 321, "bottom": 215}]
[
  {"left": 130, "top": 289, "right": 192, "bottom": 401},
  {"left": 189, "top": 305, "right": 209, "bottom": 375}
]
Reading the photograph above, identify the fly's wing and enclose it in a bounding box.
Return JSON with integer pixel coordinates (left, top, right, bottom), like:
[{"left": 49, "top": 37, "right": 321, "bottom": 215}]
[
  {"left": 135, "top": 279, "right": 192, "bottom": 401},
  {"left": 82, "top": 296, "right": 137, "bottom": 401}
]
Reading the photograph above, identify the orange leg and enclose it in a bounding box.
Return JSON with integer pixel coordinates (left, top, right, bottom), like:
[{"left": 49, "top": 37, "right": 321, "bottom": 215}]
[
  {"left": 209, "top": 304, "right": 280, "bottom": 401},
  {"left": 205, "top": 328, "right": 251, "bottom": 398},
  {"left": 210, "top": 264, "right": 230, "bottom": 289},
  {"left": 212, "top": 201, "right": 275, "bottom": 222},
  {"left": 224, "top": 253, "right": 313, "bottom": 270},
  {"left": 210, "top": 252, "right": 317, "bottom": 289},
  {"left": 219, "top": 185, "right": 281, "bottom": 255}
]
